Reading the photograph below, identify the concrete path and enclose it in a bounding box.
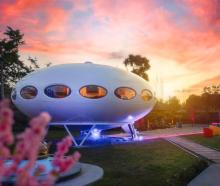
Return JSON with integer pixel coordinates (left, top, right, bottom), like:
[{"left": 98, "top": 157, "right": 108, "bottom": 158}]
[
  {"left": 166, "top": 137, "right": 220, "bottom": 186},
  {"left": 166, "top": 137, "right": 220, "bottom": 163},
  {"left": 140, "top": 125, "right": 205, "bottom": 140},
  {"left": 108, "top": 124, "right": 206, "bottom": 140},
  {"left": 188, "top": 164, "right": 220, "bottom": 186}
]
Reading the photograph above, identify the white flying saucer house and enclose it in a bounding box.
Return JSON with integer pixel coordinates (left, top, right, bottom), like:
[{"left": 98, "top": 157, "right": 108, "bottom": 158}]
[{"left": 11, "top": 62, "right": 156, "bottom": 146}]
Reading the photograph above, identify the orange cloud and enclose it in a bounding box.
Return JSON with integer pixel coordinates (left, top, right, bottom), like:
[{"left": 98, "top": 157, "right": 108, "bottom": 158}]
[
  {"left": 1, "top": 0, "right": 220, "bottom": 100},
  {"left": 190, "top": 75, "right": 220, "bottom": 90},
  {"left": 179, "top": 75, "right": 220, "bottom": 99}
]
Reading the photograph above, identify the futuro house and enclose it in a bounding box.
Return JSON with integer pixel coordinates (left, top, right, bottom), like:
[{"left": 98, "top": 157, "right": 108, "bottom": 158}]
[{"left": 11, "top": 62, "right": 156, "bottom": 146}]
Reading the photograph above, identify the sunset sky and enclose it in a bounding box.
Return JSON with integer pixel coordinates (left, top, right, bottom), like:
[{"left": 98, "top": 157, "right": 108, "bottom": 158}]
[{"left": 0, "top": 0, "right": 220, "bottom": 101}]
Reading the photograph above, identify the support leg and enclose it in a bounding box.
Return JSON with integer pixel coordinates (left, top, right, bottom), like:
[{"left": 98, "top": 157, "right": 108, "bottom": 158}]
[
  {"left": 79, "top": 125, "right": 96, "bottom": 146},
  {"left": 63, "top": 125, "right": 97, "bottom": 147},
  {"left": 46, "top": 125, "right": 50, "bottom": 137},
  {"left": 64, "top": 125, "right": 79, "bottom": 147},
  {"left": 128, "top": 123, "right": 138, "bottom": 140}
]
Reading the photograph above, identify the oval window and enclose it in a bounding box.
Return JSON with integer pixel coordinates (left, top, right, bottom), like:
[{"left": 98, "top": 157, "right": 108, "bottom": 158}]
[
  {"left": 11, "top": 89, "right": 17, "bottom": 100},
  {"left": 20, "top": 86, "right": 37, "bottom": 99},
  {"left": 45, "top": 85, "right": 71, "bottom": 98},
  {"left": 115, "top": 87, "right": 136, "bottom": 100},
  {"left": 141, "top": 89, "right": 153, "bottom": 101},
  {"left": 79, "top": 85, "right": 107, "bottom": 99}
]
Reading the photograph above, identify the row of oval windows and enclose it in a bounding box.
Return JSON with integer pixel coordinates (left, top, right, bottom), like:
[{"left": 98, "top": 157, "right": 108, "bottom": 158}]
[{"left": 17, "top": 85, "right": 153, "bottom": 101}]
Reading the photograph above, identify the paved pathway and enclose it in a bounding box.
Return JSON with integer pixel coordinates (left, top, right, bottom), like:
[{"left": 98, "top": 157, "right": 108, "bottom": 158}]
[
  {"left": 140, "top": 125, "right": 205, "bottom": 140},
  {"left": 166, "top": 136, "right": 220, "bottom": 163},
  {"left": 108, "top": 124, "right": 206, "bottom": 140},
  {"left": 166, "top": 137, "right": 220, "bottom": 186},
  {"left": 187, "top": 164, "right": 220, "bottom": 186}
]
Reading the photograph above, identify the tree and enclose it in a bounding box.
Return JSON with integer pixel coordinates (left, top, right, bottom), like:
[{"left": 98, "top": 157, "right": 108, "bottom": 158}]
[
  {"left": 185, "top": 95, "right": 201, "bottom": 112},
  {"left": 203, "top": 84, "right": 220, "bottom": 94},
  {"left": 166, "top": 96, "right": 182, "bottom": 124},
  {"left": 123, "top": 54, "right": 150, "bottom": 81},
  {"left": 0, "top": 27, "right": 44, "bottom": 98},
  {"left": 185, "top": 92, "right": 220, "bottom": 124}
]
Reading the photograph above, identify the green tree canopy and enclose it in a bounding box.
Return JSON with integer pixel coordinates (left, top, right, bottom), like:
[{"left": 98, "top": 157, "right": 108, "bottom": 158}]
[
  {"left": 123, "top": 54, "right": 150, "bottom": 81},
  {"left": 0, "top": 27, "right": 50, "bottom": 98}
]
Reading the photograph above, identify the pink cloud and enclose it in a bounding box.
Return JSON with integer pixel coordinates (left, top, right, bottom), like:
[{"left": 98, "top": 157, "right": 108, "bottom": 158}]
[
  {"left": 1, "top": 0, "right": 220, "bottom": 99},
  {"left": 89, "top": 0, "right": 220, "bottom": 73},
  {"left": 0, "top": 0, "right": 73, "bottom": 39},
  {"left": 1, "top": 0, "right": 218, "bottom": 65},
  {"left": 182, "top": 0, "right": 220, "bottom": 26}
]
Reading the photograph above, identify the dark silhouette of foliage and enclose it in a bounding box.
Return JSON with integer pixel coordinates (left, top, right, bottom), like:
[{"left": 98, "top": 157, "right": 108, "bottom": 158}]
[
  {"left": 185, "top": 91, "right": 220, "bottom": 123},
  {"left": 185, "top": 95, "right": 201, "bottom": 112},
  {"left": 0, "top": 27, "right": 29, "bottom": 98},
  {"left": 28, "top": 56, "right": 40, "bottom": 69},
  {"left": 136, "top": 97, "right": 183, "bottom": 130},
  {"left": 123, "top": 54, "right": 150, "bottom": 81},
  {"left": 186, "top": 92, "right": 220, "bottom": 113},
  {"left": 203, "top": 84, "right": 220, "bottom": 94},
  {"left": 0, "top": 27, "right": 50, "bottom": 98}
]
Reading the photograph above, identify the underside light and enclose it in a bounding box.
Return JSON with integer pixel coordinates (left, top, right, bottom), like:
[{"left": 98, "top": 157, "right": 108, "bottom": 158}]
[
  {"left": 128, "top": 115, "right": 134, "bottom": 122},
  {"left": 138, "top": 135, "right": 144, "bottom": 141},
  {"left": 91, "top": 128, "right": 101, "bottom": 139},
  {"left": 133, "top": 135, "right": 144, "bottom": 141}
]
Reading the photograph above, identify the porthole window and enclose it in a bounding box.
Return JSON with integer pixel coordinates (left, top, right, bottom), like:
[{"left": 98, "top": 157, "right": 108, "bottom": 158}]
[
  {"left": 45, "top": 85, "right": 71, "bottom": 98},
  {"left": 114, "top": 87, "right": 136, "bottom": 100},
  {"left": 11, "top": 89, "right": 17, "bottom": 100},
  {"left": 141, "top": 89, "right": 153, "bottom": 101},
  {"left": 79, "top": 85, "right": 107, "bottom": 99},
  {"left": 20, "top": 86, "right": 37, "bottom": 99}
]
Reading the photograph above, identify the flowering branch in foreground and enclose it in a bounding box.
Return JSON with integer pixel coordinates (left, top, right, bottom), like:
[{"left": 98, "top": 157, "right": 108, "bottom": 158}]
[{"left": 0, "top": 100, "right": 80, "bottom": 186}]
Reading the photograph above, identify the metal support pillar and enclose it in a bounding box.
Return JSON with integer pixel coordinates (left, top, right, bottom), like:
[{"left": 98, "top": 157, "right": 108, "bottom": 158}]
[
  {"left": 64, "top": 124, "right": 96, "bottom": 147},
  {"left": 128, "top": 123, "right": 138, "bottom": 140}
]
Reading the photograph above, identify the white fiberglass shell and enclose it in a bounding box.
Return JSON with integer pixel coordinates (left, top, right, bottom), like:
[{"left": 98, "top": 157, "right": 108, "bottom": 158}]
[{"left": 12, "top": 63, "right": 155, "bottom": 126}]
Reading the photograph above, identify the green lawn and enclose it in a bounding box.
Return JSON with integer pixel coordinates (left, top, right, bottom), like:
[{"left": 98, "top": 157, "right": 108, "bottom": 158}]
[
  {"left": 76, "top": 140, "right": 207, "bottom": 186},
  {"left": 183, "top": 134, "right": 220, "bottom": 151},
  {"left": 46, "top": 129, "right": 207, "bottom": 186}
]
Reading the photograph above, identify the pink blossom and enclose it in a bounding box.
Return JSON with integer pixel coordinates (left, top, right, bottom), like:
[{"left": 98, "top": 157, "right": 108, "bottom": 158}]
[
  {"left": 0, "top": 100, "right": 81, "bottom": 186},
  {"left": 72, "top": 151, "right": 81, "bottom": 162},
  {"left": 36, "top": 164, "right": 45, "bottom": 174},
  {"left": 0, "top": 145, "right": 10, "bottom": 158},
  {"left": 0, "top": 99, "right": 10, "bottom": 110}
]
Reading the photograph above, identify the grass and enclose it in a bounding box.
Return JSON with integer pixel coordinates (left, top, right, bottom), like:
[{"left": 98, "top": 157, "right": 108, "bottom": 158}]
[
  {"left": 13, "top": 117, "right": 208, "bottom": 185},
  {"left": 46, "top": 129, "right": 207, "bottom": 186},
  {"left": 183, "top": 134, "right": 220, "bottom": 151},
  {"left": 76, "top": 140, "right": 207, "bottom": 186}
]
